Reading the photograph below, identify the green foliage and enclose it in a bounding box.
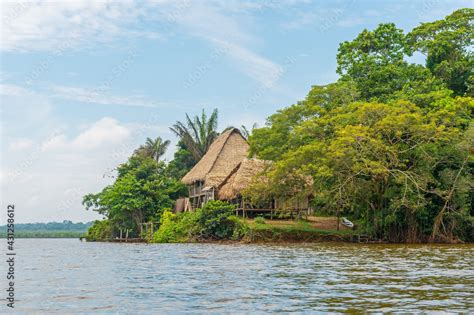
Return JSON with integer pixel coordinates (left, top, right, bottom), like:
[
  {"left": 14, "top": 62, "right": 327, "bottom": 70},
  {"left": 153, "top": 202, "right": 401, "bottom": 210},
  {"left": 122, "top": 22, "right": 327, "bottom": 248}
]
[
  {"left": 254, "top": 216, "right": 266, "bottom": 225},
  {"left": 83, "top": 155, "right": 187, "bottom": 239},
  {"left": 153, "top": 210, "right": 180, "bottom": 243},
  {"left": 0, "top": 221, "right": 92, "bottom": 238},
  {"left": 194, "top": 201, "right": 237, "bottom": 239},
  {"left": 167, "top": 140, "right": 196, "bottom": 180},
  {"left": 170, "top": 109, "right": 219, "bottom": 164},
  {"left": 407, "top": 8, "right": 473, "bottom": 95},
  {"left": 336, "top": 23, "right": 423, "bottom": 101},
  {"left": 152, "top": 201, "right": 248, "bottom": 242},
  {"left": 248, "top": 9, "right": 473, "bottom": 243},
  {"left": 245, "top": 221, "right": 356, "bottom": 242},
  {"left": 85, "top": 220, "right": 113, "bottom": 241},
  {"left": 134, "top": 136, "right": 170, "bottom": 163}
]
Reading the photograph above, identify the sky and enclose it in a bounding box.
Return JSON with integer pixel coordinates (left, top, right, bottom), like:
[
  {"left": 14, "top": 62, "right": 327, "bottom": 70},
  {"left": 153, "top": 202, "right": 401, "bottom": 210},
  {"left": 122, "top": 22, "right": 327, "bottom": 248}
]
[{"left": 0, "top": 0, "right": 470, "bottom": 223}]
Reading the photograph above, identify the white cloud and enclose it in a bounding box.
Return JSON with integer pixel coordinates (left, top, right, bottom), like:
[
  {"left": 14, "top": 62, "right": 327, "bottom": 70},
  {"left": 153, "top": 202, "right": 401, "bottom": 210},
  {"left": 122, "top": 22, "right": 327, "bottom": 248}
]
[
  {"left": 1, "top": 0, "right": 159, "bottom": 52},
  {"left": 1, "top": 1, "right": 284, "bottom": 87},
  {"left": 50, "top": 85, "right": 159, "bottom": 107},
  {"left": 1, "top": 116, "right": 173, "bottom": 222},
  {"left": 1, "top": 82, "right": 160, "bottom": 108},
  {"left": 1, "top": 116, "right": 144, "bottom": 223},
  {"left": 42, "top": 117, "right": 131, "bottom": 151},
  {"left": 0, "top": 83, "right": 35, "bottom": 96},
  {"left": 215, "top": 40, "right": 282, "bottom": 87},
  {"left": 8, "top": 138, "right": 34, "bottom": 151},
  {"left": 171, "top": 2, "right": 282, "bottom": 87},
  {"left": 281, "top": 1, "right": 366, "bottom": 31}
]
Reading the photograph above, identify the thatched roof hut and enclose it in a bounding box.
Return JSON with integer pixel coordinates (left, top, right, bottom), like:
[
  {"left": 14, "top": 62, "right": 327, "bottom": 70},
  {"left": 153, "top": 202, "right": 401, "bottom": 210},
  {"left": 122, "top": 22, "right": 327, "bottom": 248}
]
[
  {"left": 181, "top": 128, "right": 249, "bottom": 188},
  {"left": 218, "top": 158, "right": 268, "bottom": 200},
  {"left": 179, "top": 127, "right": 313, "bottom": 214}
]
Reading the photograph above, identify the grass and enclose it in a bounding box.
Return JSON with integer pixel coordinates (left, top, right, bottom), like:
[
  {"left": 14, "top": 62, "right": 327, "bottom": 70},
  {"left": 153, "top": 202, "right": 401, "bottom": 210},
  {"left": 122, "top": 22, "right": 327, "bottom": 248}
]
[{"left": 244, "top": 218, "right": 358, "bottom": 242}]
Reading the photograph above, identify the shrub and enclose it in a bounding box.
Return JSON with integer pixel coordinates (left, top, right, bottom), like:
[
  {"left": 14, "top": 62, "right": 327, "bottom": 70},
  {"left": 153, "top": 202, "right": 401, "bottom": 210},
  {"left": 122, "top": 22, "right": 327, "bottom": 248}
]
[
  {"left": 152, "top": 201, "right": 250, "bottom": 242},
  {"left": 86, "top": 220, "right": 112, "bottom": 241},
  {"left": 229, "top": 215, "right": 250, "bottom": 240},
  {"left": 153, "top": 211, "right": 178, "bottom": 243},
  {"left": 254, "top": 216, "right": 266, "bottom": 225},
  {"left": 194, "top": 200, "right": 238, "bottom": 239},
  {"left": 153, "top": 201, "right": 249, "bottom": 243},
  {"left": 153, "top": 210, "right": 198, "bottom": 243}
]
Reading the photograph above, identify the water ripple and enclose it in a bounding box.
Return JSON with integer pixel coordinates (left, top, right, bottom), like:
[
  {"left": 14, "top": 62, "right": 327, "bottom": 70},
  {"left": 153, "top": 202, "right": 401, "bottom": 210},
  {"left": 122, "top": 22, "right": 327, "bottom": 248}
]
[{"left": 5, "top": 240, "right": 474, "bottom": 313}]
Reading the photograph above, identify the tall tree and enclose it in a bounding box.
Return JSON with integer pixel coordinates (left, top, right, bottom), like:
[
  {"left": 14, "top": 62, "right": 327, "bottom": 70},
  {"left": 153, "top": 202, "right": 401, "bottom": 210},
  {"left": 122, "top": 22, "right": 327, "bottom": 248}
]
[
  {"left": 407, "top": 8, "right": 474, "bottom": 96},
  {"left": 170, "top": 109, "right": 219, "bottom": 163},
  {"left": 336, "top": 23, "right": 434, "bottom": 101},
  {"left": 135, "top": 137, "right": 170, "bottom": 163}
]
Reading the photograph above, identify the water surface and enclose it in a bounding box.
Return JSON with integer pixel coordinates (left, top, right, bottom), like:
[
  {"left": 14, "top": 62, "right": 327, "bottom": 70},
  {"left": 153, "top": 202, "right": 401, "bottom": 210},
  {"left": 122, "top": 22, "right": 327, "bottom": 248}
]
[{"left": 3, "top": 239, "right": 473, "bottom": 313}]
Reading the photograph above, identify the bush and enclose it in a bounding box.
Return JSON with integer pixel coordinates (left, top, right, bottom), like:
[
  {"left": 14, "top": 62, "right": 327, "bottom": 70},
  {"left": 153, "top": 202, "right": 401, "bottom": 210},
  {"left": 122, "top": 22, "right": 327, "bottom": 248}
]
[
  {"left": 86, "top": 220, "right": 112, "bottom": 241},
  {"left": 153, "top": 210, "right": 198, "bottom": 243},
  {"left": 152, "top": 201, "right": 249, "bottom": 242},
  {"left": 254, "top": 216, "right": 266, "bottom": 225},
  {"left": 229, "top": 215, "right": 250, "bottom": 240},
  {"left": 194, "top": 200, "right": 238, "bottom": 239}
]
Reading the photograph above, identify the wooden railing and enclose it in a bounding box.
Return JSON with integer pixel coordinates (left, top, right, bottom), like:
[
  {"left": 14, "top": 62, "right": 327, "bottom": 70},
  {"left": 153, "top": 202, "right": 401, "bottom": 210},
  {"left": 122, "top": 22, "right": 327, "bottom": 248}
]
[{"left": 189, "top": 185, "right": 203, "bottom": 197}]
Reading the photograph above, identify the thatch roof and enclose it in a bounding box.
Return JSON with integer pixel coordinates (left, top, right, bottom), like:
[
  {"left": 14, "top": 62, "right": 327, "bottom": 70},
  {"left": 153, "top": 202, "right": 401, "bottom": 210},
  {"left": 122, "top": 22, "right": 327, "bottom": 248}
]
[
  {"left": 218, "top": 158, "right": 268, "bottom": 200},
  {"left": 181, "top": 128, "right": 249, "bottom": 187}
]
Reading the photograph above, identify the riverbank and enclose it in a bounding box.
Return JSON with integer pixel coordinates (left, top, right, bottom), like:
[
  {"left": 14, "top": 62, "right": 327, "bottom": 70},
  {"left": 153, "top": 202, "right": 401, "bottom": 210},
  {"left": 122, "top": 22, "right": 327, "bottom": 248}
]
[
  {"left": 89, "top": 217, "right": 363, "bottom": 244},
  {"left": 90, "top": 218, "right": 471, "bottom": 244},
  {"left": 243, "top": 219, "right": 358, "bottom": 243}
]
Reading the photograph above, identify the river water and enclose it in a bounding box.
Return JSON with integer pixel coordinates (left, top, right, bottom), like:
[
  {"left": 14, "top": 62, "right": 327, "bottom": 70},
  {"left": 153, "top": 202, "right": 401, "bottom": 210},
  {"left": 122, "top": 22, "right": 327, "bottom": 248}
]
[{"left": 2, "top": 239, "right": 473, "bottom": 313}]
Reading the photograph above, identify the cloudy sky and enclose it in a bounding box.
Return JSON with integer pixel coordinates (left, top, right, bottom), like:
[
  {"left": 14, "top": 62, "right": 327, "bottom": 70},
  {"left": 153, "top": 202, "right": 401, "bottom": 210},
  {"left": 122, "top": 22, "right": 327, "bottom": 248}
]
[{"left": 0, "top": 0, "right": 470, "bottom": 223}]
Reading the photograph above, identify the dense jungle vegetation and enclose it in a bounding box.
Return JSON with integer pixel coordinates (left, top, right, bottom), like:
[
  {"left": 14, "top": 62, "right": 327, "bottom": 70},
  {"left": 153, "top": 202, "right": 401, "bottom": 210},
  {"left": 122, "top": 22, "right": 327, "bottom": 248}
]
[
  {"left": 247, "top": 9, "right": 473, "bottom": 242},
  {"left": 83, "top": 9, "right": 473, "bottom": 243},
  {"left": 0, "top": 221, "right": 92, "bottom": 238}
]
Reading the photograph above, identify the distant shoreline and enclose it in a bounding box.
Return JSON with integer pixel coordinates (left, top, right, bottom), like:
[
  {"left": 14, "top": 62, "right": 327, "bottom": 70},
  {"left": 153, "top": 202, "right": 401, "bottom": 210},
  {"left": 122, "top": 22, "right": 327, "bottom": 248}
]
[
  {"left": 0, "top": 234, "right": 85, "bottom": 239},
  {"left": 0, "top": 221, "right": 92, "bottom": 239}
]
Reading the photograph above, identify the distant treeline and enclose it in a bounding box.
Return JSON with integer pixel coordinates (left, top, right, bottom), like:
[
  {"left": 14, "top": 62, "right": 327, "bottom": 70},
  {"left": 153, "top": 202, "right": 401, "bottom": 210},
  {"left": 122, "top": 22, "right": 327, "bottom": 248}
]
[{"left": 0, "top": 221, "right": 93, "bottom": 238}]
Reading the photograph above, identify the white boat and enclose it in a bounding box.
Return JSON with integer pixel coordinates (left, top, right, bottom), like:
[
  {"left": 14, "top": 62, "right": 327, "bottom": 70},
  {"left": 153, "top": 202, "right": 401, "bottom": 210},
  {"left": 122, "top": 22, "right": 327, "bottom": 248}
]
[{"left": 341, "top": 217, "right": 354, "bottom": 228}]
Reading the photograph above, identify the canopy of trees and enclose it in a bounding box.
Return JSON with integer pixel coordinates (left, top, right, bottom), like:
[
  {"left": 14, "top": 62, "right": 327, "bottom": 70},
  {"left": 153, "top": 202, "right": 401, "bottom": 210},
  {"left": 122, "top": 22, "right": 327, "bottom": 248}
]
[
  {"left": 248, "top": 9, "right": 473, "bottom": 242},
  {"left": 83, "top": 9, "right": 472, "bottom": 243}
]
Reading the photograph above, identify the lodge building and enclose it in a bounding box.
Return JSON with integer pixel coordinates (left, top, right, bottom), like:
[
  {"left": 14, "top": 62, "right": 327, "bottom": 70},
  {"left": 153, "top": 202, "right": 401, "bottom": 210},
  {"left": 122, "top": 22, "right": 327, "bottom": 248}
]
[{"left": 175, "top": 128, "right": 311, "bottom": 216}]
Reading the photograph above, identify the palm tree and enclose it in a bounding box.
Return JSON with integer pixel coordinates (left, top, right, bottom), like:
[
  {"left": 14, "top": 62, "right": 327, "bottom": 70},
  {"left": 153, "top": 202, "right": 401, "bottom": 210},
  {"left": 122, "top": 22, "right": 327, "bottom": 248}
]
[
  {"left": 240, "top": 123, "right": 258, "bottom": 139},
  {"left": 135, "top": 136, "right": 170, "bottom": 163},
  {"left": 170, "top": 109, "right": 219, "bottom": 163}
]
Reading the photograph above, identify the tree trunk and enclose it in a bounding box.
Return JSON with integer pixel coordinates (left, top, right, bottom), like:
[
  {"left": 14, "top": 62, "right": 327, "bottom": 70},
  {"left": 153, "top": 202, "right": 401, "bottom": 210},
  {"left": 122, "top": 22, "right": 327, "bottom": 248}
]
[{"left": 430, "top": 155, "right": 468, "bottom": 242}]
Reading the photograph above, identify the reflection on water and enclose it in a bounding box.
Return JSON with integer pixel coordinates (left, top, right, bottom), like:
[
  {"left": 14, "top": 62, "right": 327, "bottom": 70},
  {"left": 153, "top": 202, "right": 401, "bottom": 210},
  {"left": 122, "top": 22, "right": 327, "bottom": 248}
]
[{"left": 5, "top": 239, "right": 474, "bottom": 313}]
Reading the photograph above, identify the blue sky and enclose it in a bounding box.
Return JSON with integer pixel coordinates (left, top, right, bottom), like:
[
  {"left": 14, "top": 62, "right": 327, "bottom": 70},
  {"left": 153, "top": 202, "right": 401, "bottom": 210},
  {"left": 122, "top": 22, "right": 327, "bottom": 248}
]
[{"left": 1, "top": 0, "right": 470, "bottom": 223}]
